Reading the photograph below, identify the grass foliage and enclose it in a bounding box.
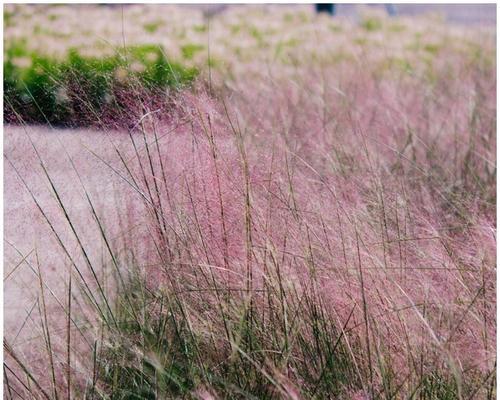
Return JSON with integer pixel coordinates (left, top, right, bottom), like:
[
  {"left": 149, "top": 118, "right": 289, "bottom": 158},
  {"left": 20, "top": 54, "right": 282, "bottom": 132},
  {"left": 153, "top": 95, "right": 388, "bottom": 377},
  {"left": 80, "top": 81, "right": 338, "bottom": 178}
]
[{"left": 4, "top": 42, "right": 197, "bottom": 126}]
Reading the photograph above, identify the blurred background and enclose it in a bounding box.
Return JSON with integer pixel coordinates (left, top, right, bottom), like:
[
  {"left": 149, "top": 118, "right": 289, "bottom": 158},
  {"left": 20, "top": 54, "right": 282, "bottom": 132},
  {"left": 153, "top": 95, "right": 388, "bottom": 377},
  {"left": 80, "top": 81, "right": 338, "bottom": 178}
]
[
  {"left": 195, "top": 4, "right": 497, "bottom": 26},
  {"left": 4, "top": 3, "right": 496, "bottom": 127}
]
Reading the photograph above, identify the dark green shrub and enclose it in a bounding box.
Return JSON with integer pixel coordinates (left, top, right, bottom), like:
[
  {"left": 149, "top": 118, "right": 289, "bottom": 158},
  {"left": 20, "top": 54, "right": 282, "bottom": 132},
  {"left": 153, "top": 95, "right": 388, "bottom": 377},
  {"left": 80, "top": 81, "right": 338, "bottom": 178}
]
[{"left": 4, "top": 43, "right": 198, "bottom": 126}]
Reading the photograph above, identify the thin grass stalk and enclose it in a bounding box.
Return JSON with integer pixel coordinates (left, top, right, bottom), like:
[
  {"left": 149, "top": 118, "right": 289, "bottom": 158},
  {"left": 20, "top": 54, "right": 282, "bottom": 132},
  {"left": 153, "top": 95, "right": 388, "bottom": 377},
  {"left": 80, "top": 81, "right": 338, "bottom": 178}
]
[{"left": 35, "top": 250, "right": 59, "bottom": 400}]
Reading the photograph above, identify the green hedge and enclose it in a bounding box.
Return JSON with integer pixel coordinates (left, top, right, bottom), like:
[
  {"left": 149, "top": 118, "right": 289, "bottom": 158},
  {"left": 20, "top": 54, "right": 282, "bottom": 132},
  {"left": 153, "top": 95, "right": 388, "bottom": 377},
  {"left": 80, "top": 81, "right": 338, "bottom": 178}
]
[{"left": 4, "top": 42, "right": 198, "bottom": 126}]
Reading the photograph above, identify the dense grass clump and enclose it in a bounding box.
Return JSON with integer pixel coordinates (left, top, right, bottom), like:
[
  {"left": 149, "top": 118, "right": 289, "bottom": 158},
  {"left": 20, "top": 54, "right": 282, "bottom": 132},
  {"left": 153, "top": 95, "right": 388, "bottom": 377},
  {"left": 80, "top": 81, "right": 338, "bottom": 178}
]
[{"left": 5, "top": 72, "right": 495, "bottom": 397}]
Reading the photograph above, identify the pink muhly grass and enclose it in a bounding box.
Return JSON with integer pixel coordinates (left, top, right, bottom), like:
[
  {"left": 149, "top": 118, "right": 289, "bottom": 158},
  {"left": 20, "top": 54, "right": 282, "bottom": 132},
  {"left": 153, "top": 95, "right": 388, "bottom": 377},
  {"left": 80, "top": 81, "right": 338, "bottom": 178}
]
[{"left": 4, "top": 39, "right": 496, "bottom": 399}]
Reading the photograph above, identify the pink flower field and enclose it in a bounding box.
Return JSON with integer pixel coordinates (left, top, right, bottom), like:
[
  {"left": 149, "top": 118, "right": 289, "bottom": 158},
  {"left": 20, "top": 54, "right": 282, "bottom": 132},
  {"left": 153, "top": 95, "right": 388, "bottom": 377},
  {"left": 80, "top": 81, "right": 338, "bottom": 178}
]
[{"left": 3, "top": 4, "right": 496, "bottom": 399}]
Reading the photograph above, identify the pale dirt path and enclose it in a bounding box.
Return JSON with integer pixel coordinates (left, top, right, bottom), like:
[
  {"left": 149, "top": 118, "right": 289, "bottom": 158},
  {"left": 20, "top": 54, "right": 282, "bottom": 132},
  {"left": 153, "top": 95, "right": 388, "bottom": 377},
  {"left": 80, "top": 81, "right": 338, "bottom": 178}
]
[{"left": 4, "top": 125, "right": 147, "bottom": 350}]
